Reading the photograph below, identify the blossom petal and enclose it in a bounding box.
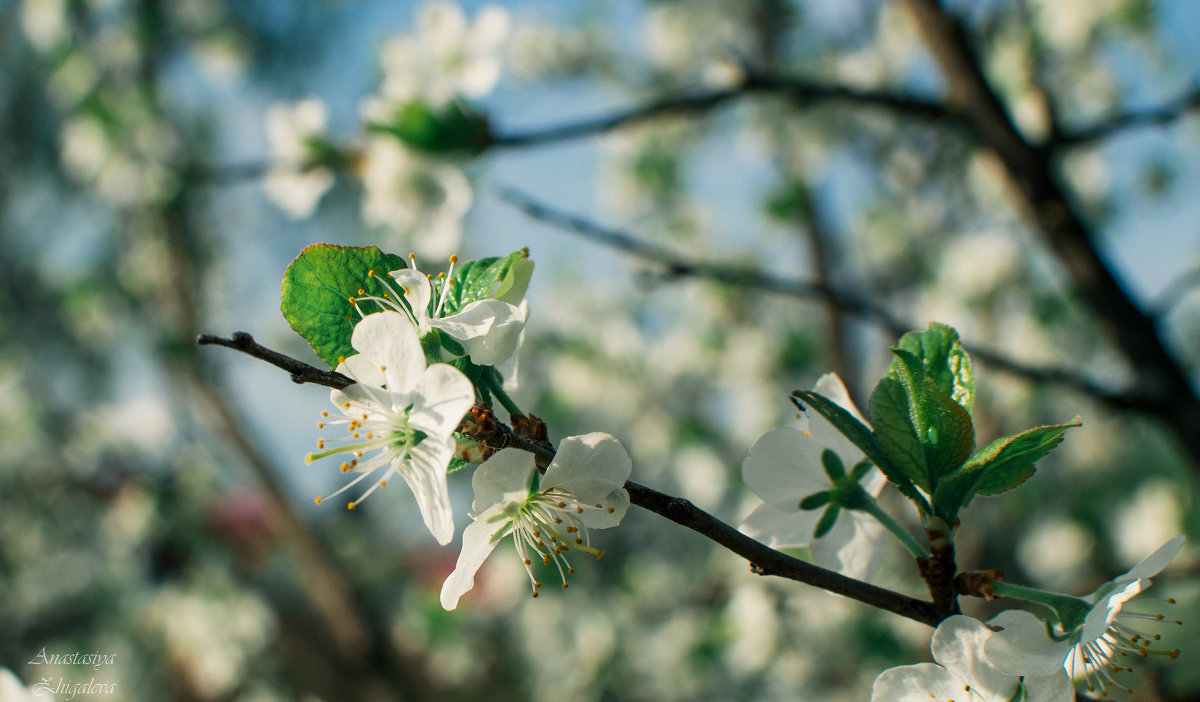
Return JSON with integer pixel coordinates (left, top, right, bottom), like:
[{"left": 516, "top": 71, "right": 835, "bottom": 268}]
[
  {"left": 470, "top": 448, "right": 536, "bottom": 514},
  {"left": 397, "top": 434, "right": 456, "bottom": 545},
  {"left": 808, "top": 373, "right": 870, "bottom": 473},
  {"left": 432, "top": 299, "right": 525, "bottom": 366},
  {"left": 870, "top": 663, "right": 962, "bottom": 702},
  {"left": 1118, "top": 534, "right": 1185, "bottom": 584},
  {"left": 351, "top": 311, "right": 425, "bottom": 396},
  {"left": 932, "top": 615, "right": 1019, "bottom": 699},
  {"left": 338, "top": 353, "right": 386, "bottom": 389},
  {"left": 741, "top": 427, "right": 828, "bottom": 511},
  {"left": 984, "top": 609, "right": 1072, "bottom": 677},
  {"left": 410, "top": 363, "right": 474, "bottom": 438},
  {"left": 810, "top": 512, "right": 888, "bottom": 581},
  {"left": 388, "top": 268, "right": 433, "bottom": 328},
  {"left": 541, "top": 433, "right": 632, "bottom": 501},
  {"left": 1024, "top": 669, "right": 1075, "bottom": 702},
  {"left": 573, "top": 485, "right": 630, "bottom": 530},
  {"left": 440, "top": 513, "right": 505, "bottom": 610},
  {"left": 739, "top": 502, "right": 821, "bottom": 549}
]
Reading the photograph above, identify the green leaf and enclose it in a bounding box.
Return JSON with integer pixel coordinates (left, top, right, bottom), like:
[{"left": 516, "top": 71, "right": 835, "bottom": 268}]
[
  {"left": 441, "top": 249, "right": 531, "bottom": 316},
  {"left": 447, "top": 457, "right": 470, "bottom": 474},
  {"left": 369, "top": 99, "right": 491, "bottom": 155},
  {"left": 933, "top": 418, "right": 1081, "bottom": 518},
  {"left": 869, "top": 348, "right": 975, "bottom": 492},
  {"left": 280, "top": 244, "right": 409, "bottom": 368},
  {"left": 896, "top": 322, "right": 974, "bottom": 414},
  {"left": 792, "top": 389, "right": 925, "bottom": 507}
]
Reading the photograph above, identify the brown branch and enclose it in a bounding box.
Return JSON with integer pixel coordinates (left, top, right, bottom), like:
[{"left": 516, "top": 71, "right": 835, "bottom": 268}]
[
  {"left": 200, "top": 334, "right": 946, "bottom": 627},
  {"left": 1055, "top": 86, "right": 1200, "bottom": 148},
  {"left": 497, "top": 187, "right": 1147, "bottom": 411},
  {"left": 899, "top": 0, "right": 1200, "bottom": 470},
  {"left": 197, "top": 332, "right": 352, "bottom": 388},
  {"left": 489, "top": 71, "right": 961, "bottom": 149}
]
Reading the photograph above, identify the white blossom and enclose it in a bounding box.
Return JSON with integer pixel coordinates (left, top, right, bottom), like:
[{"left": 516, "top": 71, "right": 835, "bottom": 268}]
[
  {"left": 440, "top": 433, "right": 632, "bottom": 610},
  {"left": 262, "top": 98, "right": 336, "bottom": 219},
  {"left": 871, "top": 615, "right": 1073, "bottom": 702},
  {"left": 986, "top": 536, "right": 1185, "bottom": 696},
  {"left": 740, "top": 373, "right": 889, "bottom": 580},
  {"left": 307, "top": 311, "right": 474, "bottom": 545}
]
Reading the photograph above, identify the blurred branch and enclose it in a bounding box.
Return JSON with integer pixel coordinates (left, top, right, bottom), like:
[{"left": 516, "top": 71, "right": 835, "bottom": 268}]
[
  {"left": 1055, "top": 86, "right": 1200, "bottom": 148},
  {"left": 490, "top": 70, "right": 961, "bottom": 148},
  {"left": 900, "top": 0, "right": 1200, "bottom": 470},
  {"left": 497, "top": 187, "right": 1145, "bottom": 411},
  {"left": 199, "top": 335, "right": 945, "bottom": 627},
  {"left": 1011, "top": 0, "right": 1062, "bottom": 137},
  {"left": 198, "top": 332, "right": 351, "bottom": 388}
]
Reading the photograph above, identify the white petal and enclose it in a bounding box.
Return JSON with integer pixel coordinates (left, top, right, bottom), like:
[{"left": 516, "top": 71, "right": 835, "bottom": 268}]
[
  {"left": 932, "top": 615, "right": 1018, "bottom": 699},
  {"left": 433, "top": 299, "right": 525, "bottom": 366},
  {"left": 808, "top": 372, "right": 869, "bottom": 470},
  {"left": 440, "top": 513, "right": 505, "bottom": 610},
  {"left": 410, "top": 363, "right": 475, "bottom": 438},
  {"left": 574, "top": 486, "right": 630, "bottom": 530},
  {"left": 338, "top": 353, "right": 386, "bottom": 388},
  {"left": 541, "top": 433, "right": 632, "bottom": 500},
  {"left": 810, "top": 512, "right": 887, "bottom": 581},
  {"left": 470, "top": 448, "right": 536, "bottom": 514},
  {"left": 398, "top": 434, "right": 456, "bottom": 545},
  {"left": 984, "top": 609, "right": 1072, "bottom": 677},
  {"left": 1082, "top": 578, "right": 1143, "bottom": 642},
  {"left": 1023, "top": 670, "right": 1076, "bottom": 702},
  {"left": 870, "top": 663, "right": 963, "bottom": 702},
  {"left": 351, "top": 312, "right": 426, "bottom": 396},
  {"left": 741, "top": 427, "right": 828, "bottom": 511},
  {"left": 388, "top": 268, "right": 433, "bottom": 329},
  {"left": 1120, "top": 534, "right": 1185, "bottom": 583},
  {"left": 739, "top": 502, "right": 821, "bottom": 549},
  {"left": 470, "top": 5, "right": 511, "bottom": 49}
]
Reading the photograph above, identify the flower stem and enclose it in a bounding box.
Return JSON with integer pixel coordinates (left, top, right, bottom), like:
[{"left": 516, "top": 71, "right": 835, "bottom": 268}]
[
  {"left": 859, "top": 498, "right": 929, "bottom": 559},
  {"left": 485, "top": 367, "right": 522, "bottom": 416}
]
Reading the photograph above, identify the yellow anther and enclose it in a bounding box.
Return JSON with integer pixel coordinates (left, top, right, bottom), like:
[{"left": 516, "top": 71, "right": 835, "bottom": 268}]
[
  {"left": 342, "top": 402, "right": 350, "bottom": 408},
  {"left": 531, "top": 592, "right": 538, "bottom": 598},
  {"left": 347, "top": 501, "right": 356, "bottom": 511},
  {"left": 562, "top": 583, "right": 568, "bottom": 589},
  {"left": 576, "top": 507, "right": 583, "bottom": 514},
  {"left": 437, "top": 272, "right": 445, "bottom": 279},
  {"left": 317, "top": 422, "right": 324, "bottom": 429},
  {"left": 567, "top": 567, "right": 575, "bottom": 574},
  {"left": 595, "top": 503, "right": 602, "bottom": 508},
  {"left": 367, "top": 269, "right": 375, "bottom": 277},
  {"left": 314, "top": 496, "right": 323, "bottom": 504},
  {"left": 344, "top": 314, "right": 352, "bottom": 320},
  {"left": 558, "top": 501, "right": 566, "bottom": 508},
  {"left": 380, "top": 365, "right": 387, "bottom": 371},
  {"left": 575, "top": 538, "right": 583, "bottom": 545},
  {"left": 340, "top": 462, "right": 349, "bottom": 472},
  {"left": 321, "top": 410, "right": 328, "bottom": 417},
  {"left": 379, "top": 480, "right": 387, "bottom": 486},
  {"left": 351, "top": 459, "right": 358, "bottom": 466},
  {"left": 408, "top": 252, "right": 415, "bottom": 259},
  {"left": 357, "top": 288, "right": 365, "bottom": 295},
  {"left": 317, "top": 439, "right": 325, "bottom": 449},
  {"left": 354, "top": 451, "right": 363, "bottom": 458},
  {"left": 449, "top": 254, "right": 458, "bottom": 264},
  {"left": 348, "top": 296, "right": 356, "bottom": 303},
  {"left": 607, "top": 507, "right": 615, "bottom": 513},
  {"left": 337, "top": 356, "right": 346, "bottom": 364},
  {"left": 534, "top": 582, "right": 542, "bottom": 589},
  {"left": 448, "top": 278, "right": 456, "bottom": 286},
  {"left": 523, "top": 558, "right": 531, "bottom": 565}
]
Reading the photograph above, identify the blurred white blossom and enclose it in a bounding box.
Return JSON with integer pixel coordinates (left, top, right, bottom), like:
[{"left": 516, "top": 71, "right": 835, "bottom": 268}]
[
  {"left": 359, "top": 133, "right": 472, "bottom": 259},
  {"left": 378, "top": 1, "right": 510, "bottom": 107},
  {"left": 263, "top": 98, "right": 336, "bottom": 219}
]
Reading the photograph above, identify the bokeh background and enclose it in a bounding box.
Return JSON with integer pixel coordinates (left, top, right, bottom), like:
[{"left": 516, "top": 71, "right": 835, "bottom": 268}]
[{"left": 2, "top": 0, "right": 1199, "bottom": 700}]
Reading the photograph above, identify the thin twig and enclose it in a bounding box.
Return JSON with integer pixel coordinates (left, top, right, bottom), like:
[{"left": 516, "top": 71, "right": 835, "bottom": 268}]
[
  {"left": 1055, "top": 86, "right": 1200, "bottom": 148},
  {"left": 199, "top": 333, "right": 945, "bottom": 627},
  {"left": 497, "top": 187, "right": 1147, "bottom": 411},
  {"left": 197, "top": 332, "right": 352, "bottom": 388},
  {"left": 490, "top": 71, "right": 960, "bottom": 149}
]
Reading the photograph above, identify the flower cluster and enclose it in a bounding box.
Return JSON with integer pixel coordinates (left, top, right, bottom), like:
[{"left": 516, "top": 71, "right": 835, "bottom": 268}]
[{"left": 304, "top": 256, "right": 630, "bottom": 609}]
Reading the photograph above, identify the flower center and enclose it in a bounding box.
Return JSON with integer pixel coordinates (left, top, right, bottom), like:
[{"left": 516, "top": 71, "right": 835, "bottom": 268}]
[
  {"left": 347, "top": 254, "right": 459, "bottom": 334},
  {"left": 501, "top": 489, "right": 612, "bottom": 598},
  {"left": 306, "top": 403, "right": 424, "bottom": 510},
  {"left": 1073, "top": 597, "right": 1183, "bottom": 696}
]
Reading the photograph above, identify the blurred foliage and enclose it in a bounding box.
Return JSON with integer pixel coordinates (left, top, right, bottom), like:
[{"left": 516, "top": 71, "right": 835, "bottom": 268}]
[{"left": 2, "top": 0, "right": 1199, "bottom": 701}]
